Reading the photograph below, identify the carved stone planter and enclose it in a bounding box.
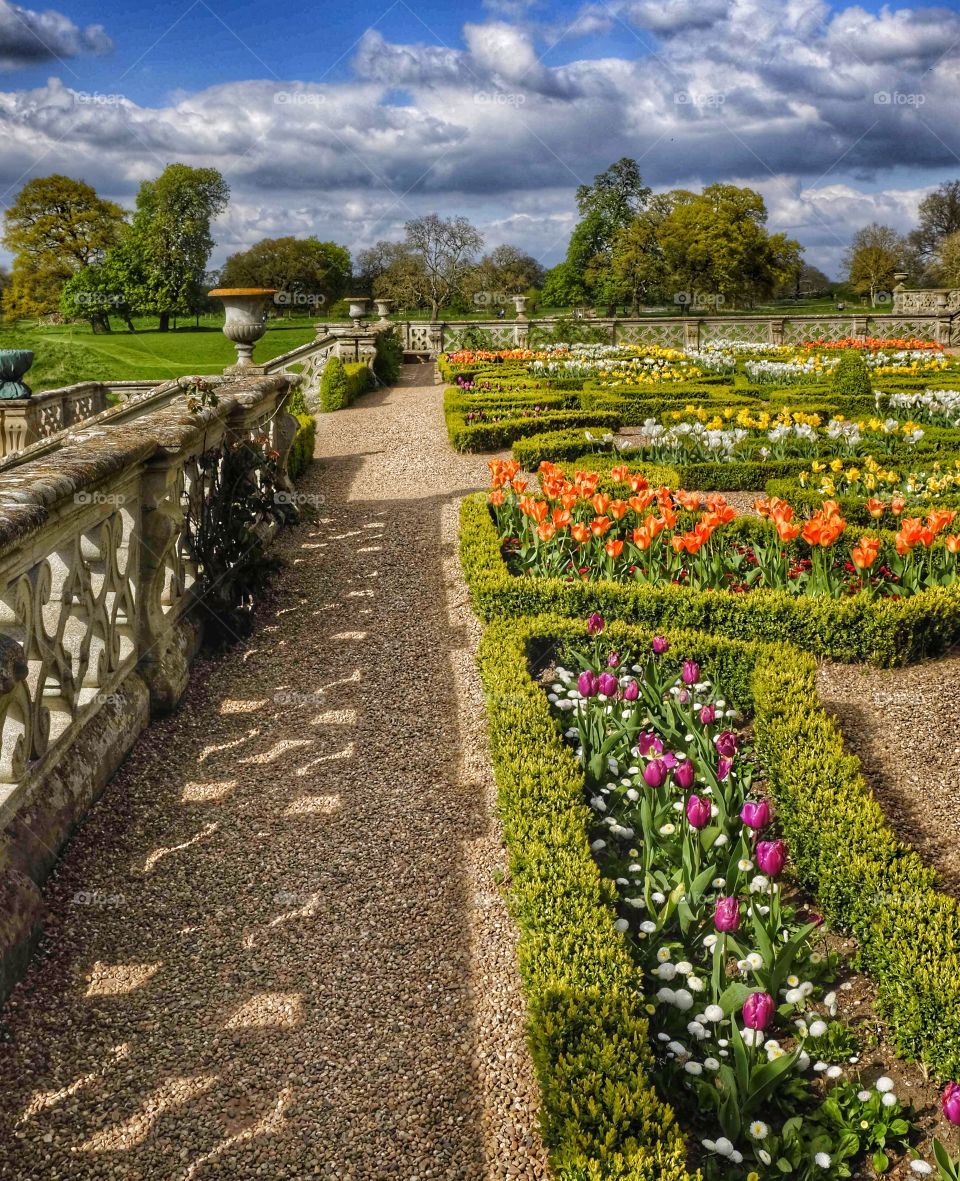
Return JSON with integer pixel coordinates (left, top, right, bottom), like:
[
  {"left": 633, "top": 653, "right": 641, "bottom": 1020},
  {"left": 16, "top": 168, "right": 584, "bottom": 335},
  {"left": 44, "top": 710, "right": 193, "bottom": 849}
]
[
  {"left": 208, "top": 288, "right": 277, "bottom": 368},
  {"left": 0, "top": 350, "right": 33, "bottom": 400}
]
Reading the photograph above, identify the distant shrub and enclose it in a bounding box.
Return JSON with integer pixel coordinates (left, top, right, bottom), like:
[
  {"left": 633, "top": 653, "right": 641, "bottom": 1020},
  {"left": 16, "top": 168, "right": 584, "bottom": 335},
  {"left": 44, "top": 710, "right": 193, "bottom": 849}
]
[
  {"left": 831, "top": 349, "right": 872, "bottom": 400},
  {"left": 320, "top": 357, "right": 373, "bottom": 412},
  {"left": 373, "top": 329, "right": 404, "bottom": 385}
]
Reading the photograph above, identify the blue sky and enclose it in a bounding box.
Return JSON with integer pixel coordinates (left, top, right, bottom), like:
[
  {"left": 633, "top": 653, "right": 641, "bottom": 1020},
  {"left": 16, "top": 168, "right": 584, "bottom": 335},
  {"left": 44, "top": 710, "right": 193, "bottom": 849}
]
[{"left": 1, "top": 0, "right": 959, "bottom": 276}]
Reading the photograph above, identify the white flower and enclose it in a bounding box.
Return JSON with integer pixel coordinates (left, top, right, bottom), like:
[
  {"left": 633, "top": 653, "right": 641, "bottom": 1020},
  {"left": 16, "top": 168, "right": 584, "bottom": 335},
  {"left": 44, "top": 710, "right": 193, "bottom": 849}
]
[
  {"left": 808, "top": 1019, "right": 828, "bottom": 1038},
  {"left": 688, "top": 976, "right": 705, "bottom": 992},
  {"left": 813, "top": 1060, "right": 829, "bottom": 1072},
  {"left": 714, "top": 834, "right": 729, "bottom": 846},
  {"left": 704, "top": 1004, "right": 724, "bottom": 1022},
  {"left": 657, "top": 1032, "right": 670, "bottom": 1042},
  {"left": 704, "top": 1057, "right": 720, "bottom": 1071},
  {"left": 715, "top": 1137, "right": 734, "bottom": 1157},
  {"left": 742, "top": 1028, "right": 763, "bottom": 1047},
  {"left": 614, "top": 918, "right": 629, "bottom": 933},
  {"left": 675, "top": 961, "right": 693, "bottom": 975},
  {"left": 758, "top": 1149, "right": 772, "bottom": 1165},
  {"left": 652, "top": 891, "right": 666, "bottom": 905},
  {"left": 684, "top": 1061, "right": 702, "bottom": 1075},
  {"left": 750, "top": 1121, "right": 770, "bottom": 1139},
  {"left": 703, "top": 935, "right": 718, "bottom": 951},
  {"left": 827, "top": 1065, "right": 843, "bottom": 1079},
  {"left": 711, "top": 878, "right": 725, "bottom": 890},
  {"left": 785, "top": 988, "right": 803, "bottom": 1004},
  {"left": 767, "top": 1046, "right": 785, "bottom": 1060},
  {"left": 626, "top": 897, "right": 645, "bottom": 908},
  {"left": 654, "top": 963, "right": 677, "bottom": 981},
  {"left": 701, "top": 1140, "right": 716, "bottom": 1152},
  {"left": 738, "top": 858, "right": 753, "bottom": 872},
  {"left": 882, "top": 1092, "right": 898, "bottom": 1108},
  {"left": 857, "top": 1090, "right": 872, "bottom": 1102},
  {"left": 659, "top": 824, "right": 676, "bottom": 836},
  {"left": 798, "top": 1051, "right": 811, "bottom": 1070},
  {"left": 746, "top": 952, "right": 764, "bottom": 970},
  {"left": 799, "top": 981, "right": 814, "bottom": 997},
  {"left": 750, "top": 875, "right": 770, "bottom": 894},
  {"left": 626, "top": 788, "right": 639, "bottom": 802},
  {"left": 875, "top": 1076, "right": 895, "bottom": 1092},
  {"left": 640, "top": 920, "right": 657, "bottom": 933},
  {"left": 657, "top": 946, "right": 672, "bottom": 962},
  {"left": 786, "top": 974, "right": 800, "bottom": 987},
  {"left": 667, "top": 1040, "right": 687, "bottom": 1057},
  {"left": 815, "top": 1152, "right": 831, "bottom": 1168},
  {"left": 591, "top": 839, "right": 606, "bottom": 851},
  {"left": 730, "top": 1151, "right": 743, "bottom": 1164},
  {"left": 673, "top": 989, "right": 694, "bottom": 1011},
  {"left": 910, "top": 1162, "right": 933, "bottom": 1175},
  {"left": 656, "top": 988, "right": 675, "bottom": 1004},
  {"left": 687, "top": 1021, "right": 708, "bottom": 1040}
]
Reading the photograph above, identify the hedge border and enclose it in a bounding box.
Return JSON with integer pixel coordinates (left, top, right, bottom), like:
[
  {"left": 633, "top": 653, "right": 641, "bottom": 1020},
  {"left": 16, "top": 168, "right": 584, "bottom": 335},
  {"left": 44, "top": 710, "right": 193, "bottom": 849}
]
[
  {"left": 460, "top": 492, "right": 960, "bottom": 665},
  {"left": 476, "top": 614, "right": 960, "bottom": 1181}
]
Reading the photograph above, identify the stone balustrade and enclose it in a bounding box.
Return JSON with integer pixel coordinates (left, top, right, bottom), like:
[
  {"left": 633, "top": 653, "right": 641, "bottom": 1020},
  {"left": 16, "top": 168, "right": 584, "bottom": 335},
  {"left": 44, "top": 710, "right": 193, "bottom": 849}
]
[{"left": 0, "top": 372, "right": 299, "bottom": 1002}]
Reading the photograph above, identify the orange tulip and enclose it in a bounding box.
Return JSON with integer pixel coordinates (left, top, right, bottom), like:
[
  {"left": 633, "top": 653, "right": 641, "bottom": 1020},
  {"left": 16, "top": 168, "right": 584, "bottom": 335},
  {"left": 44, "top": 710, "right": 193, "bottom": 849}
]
[
  {"left": 536, "top": 522, "right": 557, "bottom": 542},
  {"left": 591, "top": 493, "right": 611, "bottom": 516},
  {"left": 895, "top": 517, "right": 927, "bottom": 555},
  {"left": 605, "top": 539, "right": 624, "bottom": 558},
  {"left": 571, "top": 523, "right": 591, "bottom": 544},
  {"left": 488, "top": 489, "right": 506, "bottom": 506},
  {"left": 610, "top": 465, "right": 630, "bottom": 483},
  {"left": 608, "top": 499, "right": 629, "bottom": 521},
  {"left": 851, "top": 537, "right": 881, "bottom": 570},
  {"left": 511, "top": 477, "right": 528, "bottom": 494},
  {"left": 865, "top": 498, "right": 886, "bottom": 519},
  {"left": 632, "top": 525, "right": 652, "bottom": 550},
  {"left": 629, "top": 491, "right": 655, "bottom": 514},
  {"left": 552, "top": 507, "right": 572, "bottom": 529},
  {"left": 890, "top": 495, "right": 906, "bottom": 515},
  {"left": 629, "top": 473, "right": 650, "bottom": 492},
  {"left": 945, "top": 534, "right": 960, "bottom": 553},
  {"left": 674, "top": 490, "right": 702, "bottom": 512},
  {"left": 590, "top": 516, "right": 612, "bottom": 537},
  {"left": 776, "top": 519, "right": 801, "bottom": 543},
  {"left": 927, "top": 510, "right": 957, "bottom": 535}
]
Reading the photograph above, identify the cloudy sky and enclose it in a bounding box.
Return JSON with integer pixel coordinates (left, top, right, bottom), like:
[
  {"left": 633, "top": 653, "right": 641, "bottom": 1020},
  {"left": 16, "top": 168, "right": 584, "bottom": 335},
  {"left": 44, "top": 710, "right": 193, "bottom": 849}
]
[{"left": 0, "top": 0, "right": 958, "bottom": 278}]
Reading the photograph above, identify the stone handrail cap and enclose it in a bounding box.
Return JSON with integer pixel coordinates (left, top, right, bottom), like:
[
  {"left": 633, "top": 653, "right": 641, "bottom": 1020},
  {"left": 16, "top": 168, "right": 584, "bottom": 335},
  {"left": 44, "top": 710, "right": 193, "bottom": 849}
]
[{"left": 208, "top": 287, "right": 277, "bottom": 296}]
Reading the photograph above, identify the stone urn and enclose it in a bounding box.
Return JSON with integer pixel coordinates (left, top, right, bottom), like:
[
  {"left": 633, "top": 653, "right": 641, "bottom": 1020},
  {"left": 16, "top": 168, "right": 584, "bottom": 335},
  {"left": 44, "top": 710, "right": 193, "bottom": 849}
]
[
  {"left": 0, "top": 350, "right": 34, "bottom": 400},
  {"left": 347, "top": 297, "right": 370, "bottom": 327},
  {"left": 208, "top": 288, "right": 277, "bottom": 367},
  {"left": 512, "top": 294, "right": 529, "bottom": 320},
  {"left": 374, "top": 299, "right": 393, "bottom": 322}
]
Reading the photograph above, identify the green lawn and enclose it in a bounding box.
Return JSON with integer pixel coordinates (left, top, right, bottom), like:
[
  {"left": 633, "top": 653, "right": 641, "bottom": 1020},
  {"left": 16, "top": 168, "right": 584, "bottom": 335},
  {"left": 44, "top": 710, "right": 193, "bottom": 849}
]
[{"left": 0, "top": 315, "right": 320, "bottom": 390}]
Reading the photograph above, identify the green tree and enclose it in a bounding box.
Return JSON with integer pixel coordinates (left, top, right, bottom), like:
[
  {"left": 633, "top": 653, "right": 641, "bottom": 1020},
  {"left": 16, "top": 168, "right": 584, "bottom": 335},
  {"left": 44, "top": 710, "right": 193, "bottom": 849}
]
[
  {"left": 539, "top": 261, "right": 588, "bottom": 309},
  {"left": 125, "top": 164, "right": 229, "bottom": 331},
  {"left": 2, "top": 174, "right": 126, "bottom": 319},
  {"left": 220, "top": 236, "right": 350, "bottom": 315},
  {"left": 909, "top": 180, "right": 960, "bottom": 269},
  {"left": 658, "top": 184, "right": 802, "bottom": 309},
  {"left": 844, "top": 223, "right": 905, "bottom": 305},
  {"left": 462, "top": 244, "right": 546, "bottom": 312},
  {"left": 936, "top": 230, "right": 960, "bottom": 288},
  {"left": 568, "top": 158, "right": 652, "bottom": 310},
  {"left": 607, "top": 194, "right": 673, "bottom": 313},
  {"left": 357, "top": 240, "right": 429, "bottom": 312}
]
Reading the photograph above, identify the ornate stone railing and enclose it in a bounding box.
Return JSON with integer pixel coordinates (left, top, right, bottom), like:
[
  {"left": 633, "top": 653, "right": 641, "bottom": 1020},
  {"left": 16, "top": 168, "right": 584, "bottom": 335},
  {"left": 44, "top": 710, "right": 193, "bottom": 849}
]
[
  {"left": 379, "top": 311, "right": 960, "bottom": 354},
  {"left": 0, "top": 372, "right": 299, "bottom": 1002},
  {"left": 262, "top": 326, "right": 380, "bottom": 405}
]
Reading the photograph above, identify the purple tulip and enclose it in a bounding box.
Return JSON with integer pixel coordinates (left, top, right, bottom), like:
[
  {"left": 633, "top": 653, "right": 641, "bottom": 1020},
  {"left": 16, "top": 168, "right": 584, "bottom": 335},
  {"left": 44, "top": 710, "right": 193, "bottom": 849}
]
[
  {"left": 674, "top": 760, "right": 695, "bottom": 790},
  {"left": 577, "top": 671, "right": 598, "bottom": 698},
  {"left": 942, "top": 1084, "right": 960, "bottom": 1126},
  {"left": 714, "top": 896, "right": 740, "bottom": 932},
  {"left": 686, "top": 793, "right": 711, "bottom": 828},
  {"left": 742, "top": 992, "right": 776, "bottom": 1031},
  {"left": 699, "top": 704, "right": 716, "bottom": 725},
  {"left": 607, "top": 651, "right": 620, "bottom": 667},
  {"left": 637, "top": 731, "right": 663, "bottom": 757},
  {"left": 681, "top": 660, "right": 700, "bottom": 685},
  {"left": 652, "top": 635, "right": 670, "bottom": 655},
  {"left": 623, "top": 679, "right": 639, "bottom": 701},
  {"left": 756, "top": 839, "right": 787, "bottom": 877},
  {"left": 643, "top": 759, "right": 667, "bottom": 789},
  {"left": 678, "top": 689, "right": 690, "bottom": 705},
  {"left": 740, "top": 800, "right": 771, "bottom": 831},
  {"left": 717, "top": 756, "right": 733, "bottom": 781},
  {"left": 598, "top": 672, "right": 619, "bottom": 698},
  {"left": 662, "top": 751, "right": 679, "bottom": 769},
  {"left": 714, "top": 730, "right": 738, "bottom": 757},
  {"left": 587, "top": 612, "right": 605, "bottom": 636}
]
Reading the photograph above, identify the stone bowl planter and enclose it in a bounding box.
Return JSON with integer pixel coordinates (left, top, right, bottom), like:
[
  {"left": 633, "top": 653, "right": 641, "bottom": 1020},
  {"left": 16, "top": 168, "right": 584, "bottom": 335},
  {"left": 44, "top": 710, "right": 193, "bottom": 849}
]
[
  {"left": 208, "top": 288, "right": 277, "bottom": 367},
  {"left": 0, "top": 350, "right": 34, "bottom": 400}
]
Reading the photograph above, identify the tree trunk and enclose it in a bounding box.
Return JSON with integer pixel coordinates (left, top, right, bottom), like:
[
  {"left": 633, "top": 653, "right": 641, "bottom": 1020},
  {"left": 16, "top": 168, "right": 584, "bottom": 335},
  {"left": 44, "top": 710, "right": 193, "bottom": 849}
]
[
  {"left": 90, "top": 313, "right": 111, "bottom": 334},
  {"left": 158, "top": 311, "right": 170, "bottom": 332},
  {"left": 122, "top": 314, "right": 136, "bottom": 333}
]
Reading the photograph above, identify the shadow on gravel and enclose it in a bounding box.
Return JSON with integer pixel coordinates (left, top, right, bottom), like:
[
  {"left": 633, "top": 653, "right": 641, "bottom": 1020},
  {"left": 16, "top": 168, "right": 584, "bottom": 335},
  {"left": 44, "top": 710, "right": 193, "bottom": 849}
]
[{"left": 0, "top": 447, "right": 496, "bottom": 1179}]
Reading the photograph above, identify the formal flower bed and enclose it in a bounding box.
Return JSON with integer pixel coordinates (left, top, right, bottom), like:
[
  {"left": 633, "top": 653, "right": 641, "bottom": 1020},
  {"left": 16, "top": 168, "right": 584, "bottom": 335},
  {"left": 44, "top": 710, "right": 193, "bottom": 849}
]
[
  {"left": 798, "top": 456, "right": 960, "bottom": 502},
  {"left": 531, "top": 345, "right": 734, "bottom": 384},
  {"left": 745, "top": 352, "right": 949, "bottom": 386},
  {"left": 801, "top": 337, "right": 943, "bottom": 352},
  {"left": 489, "top": 460, "right": 960, "bottom": 598},
  {"left": 887, "top": 390, "right": 960, "bottom": 427},
  {"left": 473, "top": 613, "right": 960, "bottom": 1180}
]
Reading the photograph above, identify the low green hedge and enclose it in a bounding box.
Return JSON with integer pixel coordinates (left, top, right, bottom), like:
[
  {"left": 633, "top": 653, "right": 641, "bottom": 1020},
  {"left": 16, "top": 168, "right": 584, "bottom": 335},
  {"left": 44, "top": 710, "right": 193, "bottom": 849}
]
[
  {"left": 512, "top": 429, "right": 627, "bottom": 467},
  {"left": 477, "top": 614, "right": 960, "bottom": 1179},
  {"left": 764, "top": 477, "right": 960, "bottom": 525},
  {"left": 447, "top": 408, "right": 622, "bottom": 452},
  {"left": 477, "top": 615, "right": 695, "bottom": 1181},
  {"left": 287, "top": 413, "right": 316, "bottom": 480},
  {"left": 444, "top": 388, "right": 577, "bottom": 414},
  {"left": 320, "top": 357, "right": 375, "bottom": 411},
  {"left": 460, "top": 493, "right": 960, "bottom": 664}
]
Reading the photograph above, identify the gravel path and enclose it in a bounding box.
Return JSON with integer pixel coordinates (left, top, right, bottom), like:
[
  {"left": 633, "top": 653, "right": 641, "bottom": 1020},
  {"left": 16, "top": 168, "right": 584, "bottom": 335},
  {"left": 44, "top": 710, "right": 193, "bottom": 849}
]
[
  {"left": 816, "top": 653, "right": 960, "bottom": 894},
  {"left": 0, "top": 367, "right": 549, "bottom": 1180}
]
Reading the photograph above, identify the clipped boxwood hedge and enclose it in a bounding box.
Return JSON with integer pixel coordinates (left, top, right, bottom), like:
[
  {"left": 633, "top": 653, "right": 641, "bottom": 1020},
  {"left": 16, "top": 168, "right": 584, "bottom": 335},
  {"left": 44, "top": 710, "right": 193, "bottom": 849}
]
[
  {"left": 477, "top": 614, "right": 960, "bottom": 1181},
  {"left": 320, "top": 357, "right": 375, "bottom": 411},
  {"left": 446, "top": 407, "right": 622, "bottom": 452},
  {"left": 460, "top": 493, "right": 960, "bottom": 664}
]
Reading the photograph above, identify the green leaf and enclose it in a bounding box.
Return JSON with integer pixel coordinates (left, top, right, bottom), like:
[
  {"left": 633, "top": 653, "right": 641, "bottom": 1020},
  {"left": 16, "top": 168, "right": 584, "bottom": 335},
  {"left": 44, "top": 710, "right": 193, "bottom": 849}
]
[
  {"left": 873, "top": 1150, "right": 890, "bottom": 1173},
  {"left": 718, "top": 981, "right": 754, "bottom": 1015},
  {"left": 776, "top": 1158, "right": 794, "bottom": 1173}
]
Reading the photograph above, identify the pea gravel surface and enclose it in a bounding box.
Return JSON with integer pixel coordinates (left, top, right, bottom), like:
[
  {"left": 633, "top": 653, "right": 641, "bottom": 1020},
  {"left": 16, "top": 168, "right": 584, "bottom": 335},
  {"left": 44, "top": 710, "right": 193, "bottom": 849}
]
[
  {"left": 0, "top": 367, "right": 549, "bottom": 1180},
  {"left": 815, "top": 652, "right": 960, "bottom": 894}
]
